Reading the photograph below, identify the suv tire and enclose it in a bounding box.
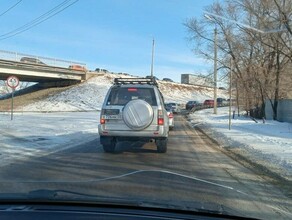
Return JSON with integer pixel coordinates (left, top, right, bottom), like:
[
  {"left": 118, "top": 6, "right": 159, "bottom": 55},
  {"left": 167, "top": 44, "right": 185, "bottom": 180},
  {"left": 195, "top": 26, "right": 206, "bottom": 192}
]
[
  {"left": 101, "top": 136, "right": 116, "bottom": 153},
  {"left": 156, "top": 138, "right": 167, "bottom": 153},
  {"left": 103, "top": 143, "right": 116, "bottom": 153}
]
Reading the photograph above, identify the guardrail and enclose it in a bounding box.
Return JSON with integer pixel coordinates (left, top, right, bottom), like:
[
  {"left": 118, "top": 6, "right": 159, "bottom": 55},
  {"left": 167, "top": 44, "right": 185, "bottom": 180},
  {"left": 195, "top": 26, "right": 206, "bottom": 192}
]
[
  {"left": 0, "top": 59, "right": 86, "bottom": 74},
  {"left": 0, "top": 50, "right": 86, "bottom": 69},
  {"left": 188, "top": 103, "right": 230, "bottom": 114}
]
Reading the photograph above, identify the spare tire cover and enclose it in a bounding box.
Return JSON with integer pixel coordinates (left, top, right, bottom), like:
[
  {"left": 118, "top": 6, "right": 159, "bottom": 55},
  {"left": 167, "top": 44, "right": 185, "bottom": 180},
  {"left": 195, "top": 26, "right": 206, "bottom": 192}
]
[{"left": 123, "top": 99, "right": 154, "bottom": 130}]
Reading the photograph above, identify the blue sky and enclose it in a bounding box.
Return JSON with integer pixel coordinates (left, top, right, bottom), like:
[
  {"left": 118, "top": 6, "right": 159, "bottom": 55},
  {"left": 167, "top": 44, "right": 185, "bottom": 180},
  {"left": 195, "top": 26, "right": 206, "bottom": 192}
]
[{"left": 0, "top": 0, "right": 215, "bottom": 82}]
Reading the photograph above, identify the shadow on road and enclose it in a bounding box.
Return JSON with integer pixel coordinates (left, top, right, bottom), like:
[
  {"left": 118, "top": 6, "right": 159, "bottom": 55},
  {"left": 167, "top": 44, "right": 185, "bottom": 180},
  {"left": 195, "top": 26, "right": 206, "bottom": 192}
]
[{"left": 114, "top": 141, "right": 158, "bottom": 154}]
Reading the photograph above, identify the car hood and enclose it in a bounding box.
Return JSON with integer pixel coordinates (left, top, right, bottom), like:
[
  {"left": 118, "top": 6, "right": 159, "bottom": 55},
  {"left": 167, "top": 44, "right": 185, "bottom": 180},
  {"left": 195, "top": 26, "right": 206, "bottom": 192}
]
[{"left": 0, "top": 169, "right": 276, "bottom": 219}]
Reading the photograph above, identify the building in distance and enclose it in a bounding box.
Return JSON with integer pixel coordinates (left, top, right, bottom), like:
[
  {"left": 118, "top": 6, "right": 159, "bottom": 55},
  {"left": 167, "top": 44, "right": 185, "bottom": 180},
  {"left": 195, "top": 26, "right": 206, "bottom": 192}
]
[{"left": 181, "top": 74, "right": 213, "bottom": 87}]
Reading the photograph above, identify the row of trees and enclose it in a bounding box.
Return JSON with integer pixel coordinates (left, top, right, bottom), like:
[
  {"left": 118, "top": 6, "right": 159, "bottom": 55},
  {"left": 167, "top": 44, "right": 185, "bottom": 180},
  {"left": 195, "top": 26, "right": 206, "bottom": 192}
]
[{"left": 185, "top": 0, "right": 292, "bottom": 120}]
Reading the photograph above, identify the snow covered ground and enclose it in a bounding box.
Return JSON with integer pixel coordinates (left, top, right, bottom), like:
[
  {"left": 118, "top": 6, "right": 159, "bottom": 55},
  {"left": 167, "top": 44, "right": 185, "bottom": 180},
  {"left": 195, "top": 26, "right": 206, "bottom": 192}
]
[
  {"left": 20, "top": 73, "right": 227, "bottom": 112},
  {"left": 1, "top": 106, "right": 291, "bottom": 180},
  {"left": 20, "top": 75, "right": 112, "bottom": 112},
  {"left": 0, "top": 112, "right": 100, "bottom": 166},
  {"left": 0, "top": 73, "right": 227, "bottom": 166},
  {"left": 3, "top": 73, "right": 291, "bottom": 179},
  {"left": 189, "top": 107, "right": 292, "bottom": 180}
]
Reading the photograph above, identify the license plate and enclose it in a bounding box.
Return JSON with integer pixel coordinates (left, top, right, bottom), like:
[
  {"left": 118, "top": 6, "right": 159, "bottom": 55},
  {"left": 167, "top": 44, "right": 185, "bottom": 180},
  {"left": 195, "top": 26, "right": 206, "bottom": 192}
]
[{"left": 104, "top": 115, "right": 121, "bottom": 119}]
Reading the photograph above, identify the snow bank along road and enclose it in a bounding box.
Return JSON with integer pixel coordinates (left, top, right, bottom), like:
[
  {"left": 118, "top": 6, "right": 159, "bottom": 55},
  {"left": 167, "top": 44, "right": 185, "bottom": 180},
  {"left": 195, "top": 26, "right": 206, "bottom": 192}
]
[
  {"left": 189, "top": 107, "right": 292, "bottom": 182},
  {"left": 0, "top": 112, "right": 291, "bottom": 219}
]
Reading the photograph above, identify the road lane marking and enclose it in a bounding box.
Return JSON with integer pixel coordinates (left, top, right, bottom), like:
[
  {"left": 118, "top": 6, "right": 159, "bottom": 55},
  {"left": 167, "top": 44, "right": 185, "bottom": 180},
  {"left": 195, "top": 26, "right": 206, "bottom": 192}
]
[{"left": 0, "top": 169, "right": 248, "bottom": 195}]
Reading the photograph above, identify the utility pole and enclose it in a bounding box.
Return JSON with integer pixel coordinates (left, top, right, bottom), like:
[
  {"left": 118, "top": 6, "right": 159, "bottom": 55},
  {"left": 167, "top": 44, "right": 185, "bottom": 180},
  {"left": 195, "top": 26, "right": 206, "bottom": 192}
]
[
  {"left": 150, "top": 38, "right": 155, "bottom": 77},
  {"left": 213, "top": 27, "right": 218, "bottom": 114},
  {"left": 204, "top": 14, "right": 218, "bottom": 114},
  {"left": 229, "top": 58, "right": 232, "bottom": 130}
]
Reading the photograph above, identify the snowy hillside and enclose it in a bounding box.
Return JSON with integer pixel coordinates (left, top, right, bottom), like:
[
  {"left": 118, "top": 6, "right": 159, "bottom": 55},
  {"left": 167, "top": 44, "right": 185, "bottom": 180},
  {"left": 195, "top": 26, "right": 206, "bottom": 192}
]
[
  {"left": 159, "top": 81, "right": 219, "bottom": 103},
  {"left": 21, "top": 73, "right": 228, "bottom": 112}
]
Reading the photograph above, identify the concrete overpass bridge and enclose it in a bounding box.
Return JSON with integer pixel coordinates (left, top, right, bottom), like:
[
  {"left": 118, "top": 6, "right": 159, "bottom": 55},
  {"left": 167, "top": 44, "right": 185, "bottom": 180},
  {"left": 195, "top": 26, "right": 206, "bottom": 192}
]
[{"left": 0, "top": 50, "right": 91, "bottom": 87}]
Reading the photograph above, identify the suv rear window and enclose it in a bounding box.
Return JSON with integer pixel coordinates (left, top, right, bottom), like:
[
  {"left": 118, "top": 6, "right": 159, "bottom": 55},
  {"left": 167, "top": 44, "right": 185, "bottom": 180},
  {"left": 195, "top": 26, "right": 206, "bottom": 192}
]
[{"left": 106, "top": 87, "right": 157, "bottom": 106}]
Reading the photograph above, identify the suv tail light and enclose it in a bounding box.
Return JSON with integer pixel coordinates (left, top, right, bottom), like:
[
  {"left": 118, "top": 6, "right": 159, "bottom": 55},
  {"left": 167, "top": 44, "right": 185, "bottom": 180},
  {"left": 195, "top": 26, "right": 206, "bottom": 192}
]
[
  {"left": 100, "top": 109, "right": 105, "bottom": 124},
  {"left": 168, "top": 113, "right": 173, "bottom": 119},
  {"left": 158, "top": 110, "right": 164, "bottom": 125},
  {"left": 158, "top": 118, "right": 164, "bottom": 125},
  {"left": 128, "top": 88, "right": 137, "bottom": 92}
]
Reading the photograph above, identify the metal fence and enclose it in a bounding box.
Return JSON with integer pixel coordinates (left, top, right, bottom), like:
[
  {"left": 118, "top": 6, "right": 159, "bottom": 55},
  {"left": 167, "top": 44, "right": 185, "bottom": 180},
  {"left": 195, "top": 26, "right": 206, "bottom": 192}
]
[
  {"left": 0, "top": 50, "right": 86, "bottom": 68},
  {"left": 265, "top": 99, "right": 292, "bottom": 123},
  {"left": 188, "top": 103, "right": 229, "bottom": 113}
]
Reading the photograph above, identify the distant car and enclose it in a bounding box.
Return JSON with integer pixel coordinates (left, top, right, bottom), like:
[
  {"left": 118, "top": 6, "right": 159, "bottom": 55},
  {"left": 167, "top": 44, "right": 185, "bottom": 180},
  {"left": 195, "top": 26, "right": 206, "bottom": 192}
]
[
  {"left": 69, "top": 65, "right": 87, "bottom": 71},
  {"left": 162, "top": 78, "right": 173, "bottom": 82},
  {"left": 203, "top": 99, "right": 214, "bottom": 108},
  {"left": 166, "top": 102, "right": 181, "bottom": 113},
  {"left": 186, "top": 101, "right": 200, "bottom": 110},
  {"left": 146, "top": 75, "right": 159, "bottom": 81},
  {"left": 164, "top": 104, "right": 174, "bottom": 130},
  {"left": 20, "top": 57, "right": 46, "bottom": 65},
  {"left": 226, "top": 98, "right": 236, "bottom": 105},
  {"left": 217, "top": 98, "right": 227, "bottom": 106},
  {"left": 96, "top": 68, "right": 108, "bottom": 72}
]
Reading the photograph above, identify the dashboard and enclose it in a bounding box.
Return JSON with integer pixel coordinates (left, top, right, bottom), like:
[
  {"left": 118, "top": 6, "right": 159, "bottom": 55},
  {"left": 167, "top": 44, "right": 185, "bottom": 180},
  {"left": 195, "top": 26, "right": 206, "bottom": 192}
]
[{"left": 0, "top": 203, "right": 258, "bottom": 220}]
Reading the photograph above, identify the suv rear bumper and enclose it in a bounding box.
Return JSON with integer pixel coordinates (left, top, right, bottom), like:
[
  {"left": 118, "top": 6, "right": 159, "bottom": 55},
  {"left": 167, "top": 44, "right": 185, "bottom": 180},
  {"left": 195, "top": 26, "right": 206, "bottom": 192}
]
[
  {"left": 98, "top": 124, "right": 168, "bottom": 138},
  {"left": 100, "top": 136, "right": 167, "bottom": 145}
]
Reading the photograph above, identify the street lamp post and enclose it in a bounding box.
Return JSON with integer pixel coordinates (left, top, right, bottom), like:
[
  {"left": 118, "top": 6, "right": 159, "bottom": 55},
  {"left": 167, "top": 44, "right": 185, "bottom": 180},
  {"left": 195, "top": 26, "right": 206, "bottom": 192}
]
[
  {"left": 229, "top": 58, "right": 232, "bottom": 130},
  {"left": 150, "top": 38, "right": 155, "bottom": 77},
  {"left": 213, "top": 27, "right": 218, "bottom": 114},
  {"left": 205, "top": 14, "right": 218, "bottom": 114}
]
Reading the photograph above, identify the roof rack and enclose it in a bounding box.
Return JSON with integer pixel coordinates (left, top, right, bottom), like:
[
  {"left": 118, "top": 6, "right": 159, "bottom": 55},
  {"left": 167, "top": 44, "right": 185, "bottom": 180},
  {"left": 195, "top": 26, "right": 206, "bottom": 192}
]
[{"left": 114, "top": 77, "right": 158, "bottom": 87}]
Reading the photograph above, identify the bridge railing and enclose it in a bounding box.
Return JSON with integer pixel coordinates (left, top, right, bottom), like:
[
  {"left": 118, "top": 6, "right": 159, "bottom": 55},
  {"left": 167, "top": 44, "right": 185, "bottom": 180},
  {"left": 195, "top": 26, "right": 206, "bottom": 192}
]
[{"left": 0, "top": 50, "right": 86, "bottom": 69}]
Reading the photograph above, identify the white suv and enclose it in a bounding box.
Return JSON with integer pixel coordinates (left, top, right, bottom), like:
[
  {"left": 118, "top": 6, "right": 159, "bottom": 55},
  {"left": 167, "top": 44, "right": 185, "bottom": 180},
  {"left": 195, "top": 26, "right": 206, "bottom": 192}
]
[{"left": 98, "top": 78, "right": 169, "bottom": 153}]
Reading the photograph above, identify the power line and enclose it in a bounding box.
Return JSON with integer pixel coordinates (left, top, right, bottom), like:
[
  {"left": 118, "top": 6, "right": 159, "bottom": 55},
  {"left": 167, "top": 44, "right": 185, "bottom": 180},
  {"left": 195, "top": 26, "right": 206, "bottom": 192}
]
[
  {"left": 0, "top": 0, "right": 79, "bottom": 40},
  {"left": 0, "top": 0, "right": 75, "bottom": 38},
  {"left": 0, "top": 0, "right": 22, "bottom": 17},
  {"left": 0, "top": 0, "right": 72, "bottom": 37}
]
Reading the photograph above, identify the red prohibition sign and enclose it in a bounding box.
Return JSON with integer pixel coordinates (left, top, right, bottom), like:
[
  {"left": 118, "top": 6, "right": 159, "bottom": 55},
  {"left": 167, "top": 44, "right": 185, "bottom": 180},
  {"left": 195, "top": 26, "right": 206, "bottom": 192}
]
[{"left": 6, "top": 76, "right": 19, "bottom": 89}]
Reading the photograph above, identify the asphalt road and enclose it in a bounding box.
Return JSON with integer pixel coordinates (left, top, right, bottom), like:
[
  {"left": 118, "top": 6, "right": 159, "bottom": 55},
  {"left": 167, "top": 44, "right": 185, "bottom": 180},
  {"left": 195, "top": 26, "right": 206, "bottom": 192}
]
[{"left": 0, "top": 115, "right": 291, "bottom": 219}]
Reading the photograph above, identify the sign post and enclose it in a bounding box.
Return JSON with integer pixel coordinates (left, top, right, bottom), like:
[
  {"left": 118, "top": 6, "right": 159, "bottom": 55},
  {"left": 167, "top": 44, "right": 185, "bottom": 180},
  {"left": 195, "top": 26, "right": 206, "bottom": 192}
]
[{"left": 6, "top": 76, "right": 19, "bottom": 120}]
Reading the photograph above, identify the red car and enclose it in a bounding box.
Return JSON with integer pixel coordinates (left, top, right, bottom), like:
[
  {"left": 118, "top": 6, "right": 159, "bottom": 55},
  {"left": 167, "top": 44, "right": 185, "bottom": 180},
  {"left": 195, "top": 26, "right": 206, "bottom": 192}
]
[
  {"left": 69, "top": 65, "right": 87, "bottom": 72},
  {"left": 203, "top": 99, "right": 214, "bottom": 108}
]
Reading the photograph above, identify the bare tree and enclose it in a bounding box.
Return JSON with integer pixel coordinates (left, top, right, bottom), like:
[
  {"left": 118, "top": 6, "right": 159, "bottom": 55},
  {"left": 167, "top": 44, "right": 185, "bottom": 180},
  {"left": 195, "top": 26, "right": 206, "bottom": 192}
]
[{"left": 184, "top": 0, "right": 292, "bottom": 120}]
